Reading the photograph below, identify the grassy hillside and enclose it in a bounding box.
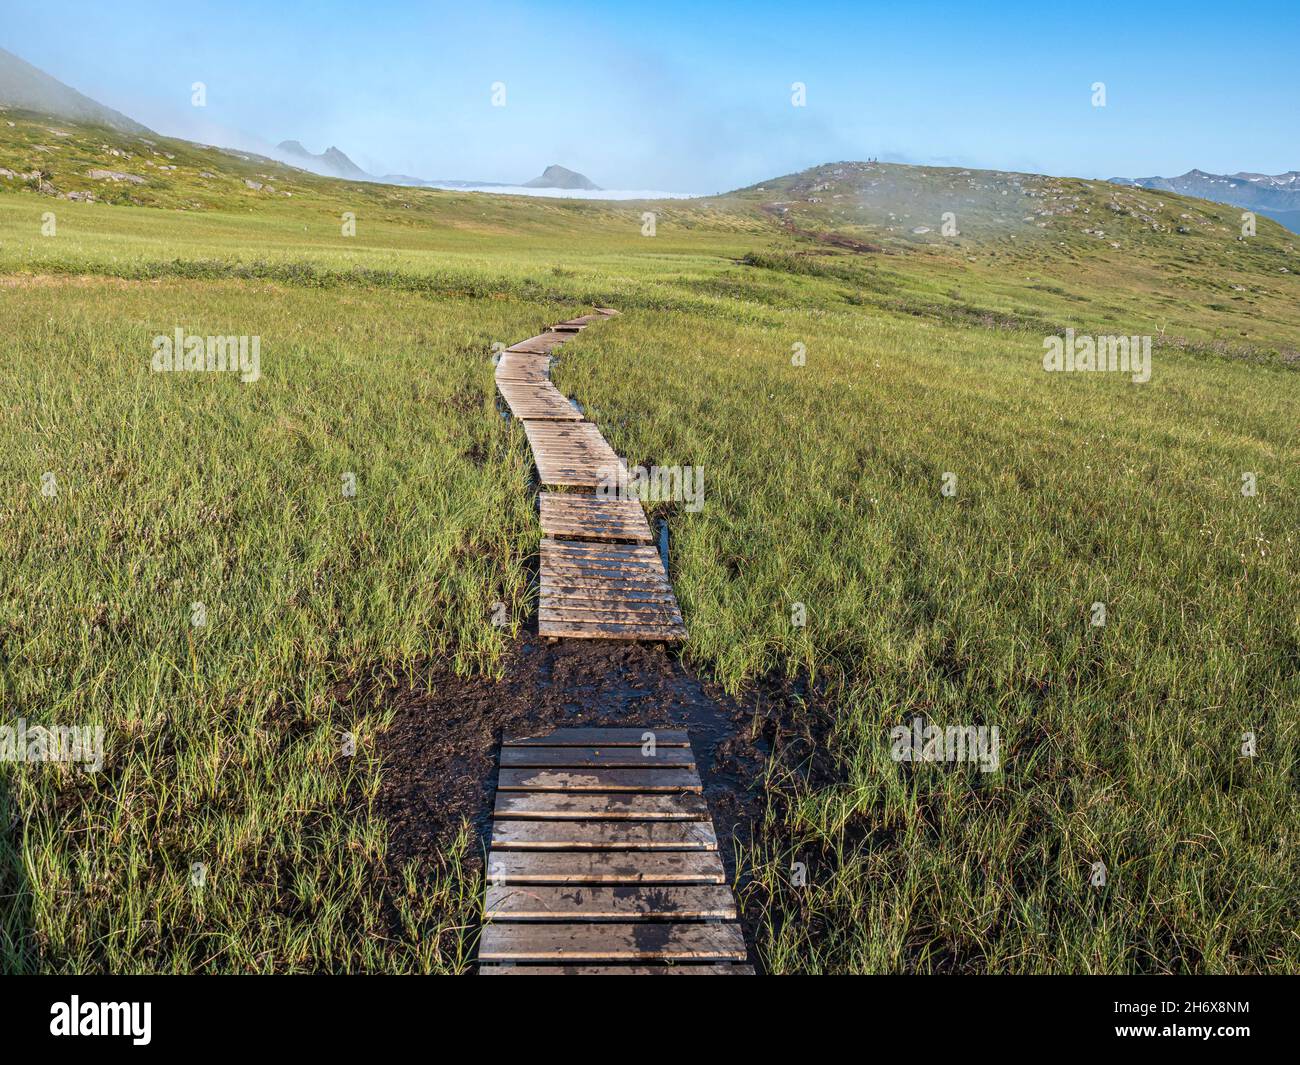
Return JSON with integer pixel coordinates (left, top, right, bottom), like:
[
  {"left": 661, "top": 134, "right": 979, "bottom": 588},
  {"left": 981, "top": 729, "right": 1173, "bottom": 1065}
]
[
  {"left": 1, "top": 112, "right": 1296, "bottom": 974},
  {"left": 724, "top": 161, "right": 1300, "bottom": 356},
  {"left": 3, "top": 107, "right": 1297, "bottom": 353}
]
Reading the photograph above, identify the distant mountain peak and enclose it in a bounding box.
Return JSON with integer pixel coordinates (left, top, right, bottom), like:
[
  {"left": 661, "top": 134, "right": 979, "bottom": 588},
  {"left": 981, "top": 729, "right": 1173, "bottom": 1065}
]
[
  {"left": 0, "top": 45, "right": 152, "bottom": 135},
  {"left": 1109, "top": 168, "right": 1300, "bottom": 233},
  {"left": 524, "top": 164, "right": 600, "bottom": 190},
  {"left": 276, "top": 139, "right": 370, "bottom": 180}
]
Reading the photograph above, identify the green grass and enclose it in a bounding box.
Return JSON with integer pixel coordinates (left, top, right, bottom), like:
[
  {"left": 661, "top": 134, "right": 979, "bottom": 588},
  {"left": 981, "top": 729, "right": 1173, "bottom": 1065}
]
[
  {"left": 0, "top": 279, "right": 549, "bottom": 971},
  {"left": 1, "top": 112, "right": 1297, "bottom": 973}
]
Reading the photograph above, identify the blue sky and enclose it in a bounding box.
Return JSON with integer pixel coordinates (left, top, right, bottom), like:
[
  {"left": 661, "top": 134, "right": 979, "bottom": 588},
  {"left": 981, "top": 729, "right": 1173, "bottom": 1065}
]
[{"left": 5, "top": 0, "right": 1298, "bottom": 191}]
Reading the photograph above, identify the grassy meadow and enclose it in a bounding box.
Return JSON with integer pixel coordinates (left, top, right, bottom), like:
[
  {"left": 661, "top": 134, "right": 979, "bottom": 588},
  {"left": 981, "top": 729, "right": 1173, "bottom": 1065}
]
[{"left": 1, "top": 109, "right": 1297, "bottom": 973}]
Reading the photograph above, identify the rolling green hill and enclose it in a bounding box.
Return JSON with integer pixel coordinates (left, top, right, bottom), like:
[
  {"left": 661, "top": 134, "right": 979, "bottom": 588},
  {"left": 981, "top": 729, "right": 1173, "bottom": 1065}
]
[{"left": 1, "top": 108, "right": 1296, "bottom": 360}]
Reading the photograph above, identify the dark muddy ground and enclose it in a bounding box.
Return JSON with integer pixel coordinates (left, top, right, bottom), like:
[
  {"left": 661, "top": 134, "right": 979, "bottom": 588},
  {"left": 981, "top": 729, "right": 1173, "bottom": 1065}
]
[{"left": 367, "top": 633, "right": 834, "bottom": 965}]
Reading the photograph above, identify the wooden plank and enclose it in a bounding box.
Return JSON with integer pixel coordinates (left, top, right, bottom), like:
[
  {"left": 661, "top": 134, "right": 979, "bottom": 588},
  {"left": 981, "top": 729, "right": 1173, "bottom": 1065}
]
[
  {"left": 484, "top": 884, "right": 736, "bottom": 920},
  {"left": 538, "top": 578, "right": 680, "bottom": 602},
  {"left": 539, "top": 558, "right": 671, "bottom": 578},
  {"left": 540, "top": 546, "right": 671, "bottom": 574},
  {"left": 538, "top": 600, "right": 684, "bottom": 624},
  {"left": 504, "top": 728, "right": 690, "bottom": 747},
  {"left": 490, "top": 966, "right": 755, "bottom": 975},
  {"left": 523, "top": 422, "right": 624, "bottom": 489},
  {"left": 539, "top": 620, "right": 687, "bottom": 641},
  {"left": 542, "top": 539, "right": 662, "bottom": 559},
  {"left": 495, "top": 380, "right": 583, "bottom": 421},
  {"left": 539, "top": 538, "right": 685, "bottom": 640},
  {"left": 494, "top": 353, "right": 551, "bottom": 382},
  {"left": 538, "top": 492, "right": 653, "bottom": 543},
  {"left": 479, "top": 921, "right": 746, "bottom": 962},
  {"left": 494, "top": 792, "right": 708, "bottom": 820},
  {"left": 538, "top": 592, "right": 681, "bottom": 613},
  {"left": 540, "top": 573, "right": 676, "bottom": 590},
  {"left": 537, "top": 612, "right": 687, "bottom": 639},
  {"left": 486, "top": 850, "right": 726, "bottom": 884},
  {"left": 499, "top": 746, "right": 693, "bottom": 769},
  {"left": 507, "top": 331, "right": 571, "bottom": 354},
  {"left": 537, "top": 523, "right": 654, "bottom": 544},
  {"left": 497, "top": 767, "right": 702, "bottom": 793},
  {"left": 528, "top": 466, "right": 626, "bottom": 491},
  {"left": 519, "top": 423, "right": 612, "bottom": 439},
  {"left": 491, "top": 820, "right": 717, "bottom": 851},
  {"left": 537, "top": 615, "right": 687, "bottom": 638}
]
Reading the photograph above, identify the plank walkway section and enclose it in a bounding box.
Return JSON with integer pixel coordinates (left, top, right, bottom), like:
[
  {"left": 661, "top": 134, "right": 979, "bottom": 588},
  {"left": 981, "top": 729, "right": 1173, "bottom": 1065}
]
[
  {"left": 539, "top": 540, "right": 684, "bottom": 640},
  {"left": 479, "top": 728, "right": 752, "bottom": 974},
  {"left": 493, "top": 309, "right": 687, "bottom": 642},
  {"left": 494, "top": 353, "right": 554, "bottom": 384},
  {"left": 522, "top": 421, "right": 624, "bottom": 489},
  {"left": 496, "top": 379, "right": 583, "bottom": 421},
  {"left": 539, "top": 492, "right": 653, "bottom": 543}
]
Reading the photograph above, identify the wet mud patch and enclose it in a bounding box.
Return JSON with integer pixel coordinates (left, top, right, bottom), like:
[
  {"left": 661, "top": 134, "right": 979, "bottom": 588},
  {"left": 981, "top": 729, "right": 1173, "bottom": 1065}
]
[
  {"left": 374, "top": 636, "right": 769, "bottom": 870},
  {"left": 363, "top": 634, "right": 838, "bottom": 966}
]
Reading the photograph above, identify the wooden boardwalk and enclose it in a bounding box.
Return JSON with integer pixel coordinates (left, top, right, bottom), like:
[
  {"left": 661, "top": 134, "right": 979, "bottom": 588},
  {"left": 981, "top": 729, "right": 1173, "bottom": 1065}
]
[
  {"left": 479, "top": 728, "right": 752, "bottom": 974},
  {"left": 494, "top": 310, "right": 686, "bottom": 641}
]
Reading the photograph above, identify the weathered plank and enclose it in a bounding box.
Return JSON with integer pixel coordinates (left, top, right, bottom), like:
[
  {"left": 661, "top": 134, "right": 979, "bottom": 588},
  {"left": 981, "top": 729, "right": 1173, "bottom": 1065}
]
[
  {"left": 522, "top": 422, "right": 624, "bottom": 489},
  {"left": 507, "top": 331, "right": 571, "bottom": 354},
  {"left": 504, "top": 728, "right": 690, "bottom": 747},
  {"left": 494, "top": 353, "right": 552, "bottom": 383},
  {"left": 538, "top": 492, "right": 653, "bottom": 543},
  {"left": 538, "top": 579, "right": 680, "bottom": 602},
  {"left": 539, "top": 539, "right": 685, "bottom": 641},
  {"left": 552, "top": 314, "right": 603, "bottom": 329},
  {"left": 494, "top": 792, "right": 709, "bottom": 820},
  {"left": 480, "top": 964, "right": 755, "bottom": 975},
  {"left": 541, "top": 539, "right": 664, "bottom": 560},
  {"left": 539, "top": 542, "right": 674, "bottom": 575},
  {"left": 539, "top": 560, "right": 674, "bottom": 584},
  {"left": 497, "top": 767, "right": 702, "bottom": 792},
  {"left": 480, "top": 728, "right": 750, "bottom": 973},
  {"left": 491, "top": 820, "right": 717, "bottom": 851},
  {"left": 486, "top": 850, "right": 726, "bottom": 884},
  {"left": 484, "top": 884, "right": 736, "bottom": 920},
  {"left": 538, "top": 619, "right": 688, "bottom": 640},
  {"left": 495, "top": 380, "right": 583, "bottom": 421},
  {"left": 499, "top": 746, "right": 694, "bottom": 769},
  {"left": 479, "top": 921, "right": 747, "bottom": 962}
]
